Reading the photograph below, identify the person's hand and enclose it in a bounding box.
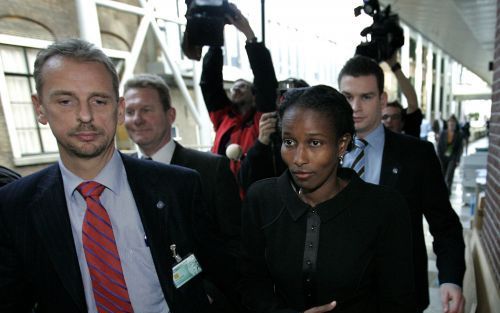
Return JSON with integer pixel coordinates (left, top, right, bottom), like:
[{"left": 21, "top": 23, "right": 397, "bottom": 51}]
[
  {"left": 440, "top": 283, "right": 465, "bottom": 313},
  {"left": 225, "top": 3, "right": 255, "bottom": 40},
  {"left": 304, "top": 301, "right": 336, "bottom": 313},
  {"left": 258, "top": 112, "right": 278, "bottom": 145}
]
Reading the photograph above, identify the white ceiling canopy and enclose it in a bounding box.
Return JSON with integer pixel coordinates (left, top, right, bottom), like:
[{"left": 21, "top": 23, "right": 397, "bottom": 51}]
[{"left": 380, "top": 0, "right": 495, "bottom": 85}]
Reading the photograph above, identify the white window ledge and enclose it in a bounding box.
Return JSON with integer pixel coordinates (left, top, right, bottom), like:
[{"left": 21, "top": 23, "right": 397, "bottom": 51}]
[{"left": 14, "top": 153, "right": 59, "bottom": 166}]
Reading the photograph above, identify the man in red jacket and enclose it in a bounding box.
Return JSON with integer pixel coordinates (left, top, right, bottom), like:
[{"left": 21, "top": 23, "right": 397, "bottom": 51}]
[{"left": 200, "top": 3, "right": 277, "bottom": 178}]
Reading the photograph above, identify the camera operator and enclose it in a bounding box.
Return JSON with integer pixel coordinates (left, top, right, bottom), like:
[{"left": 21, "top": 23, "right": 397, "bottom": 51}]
[
  {"left": 200, "top": 3, "right": 278, "bottom": 178},
  {"left": 239, "top": 78, "right": 309, "bottom": 192},
  {"left": 383, "top": 52, "right": 423, "bottom": 138}
]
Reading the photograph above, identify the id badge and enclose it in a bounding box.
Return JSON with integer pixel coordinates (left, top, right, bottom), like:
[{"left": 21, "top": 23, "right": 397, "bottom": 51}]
[{"left": 172, "top": 254, "right": 203, "bottom": 288}]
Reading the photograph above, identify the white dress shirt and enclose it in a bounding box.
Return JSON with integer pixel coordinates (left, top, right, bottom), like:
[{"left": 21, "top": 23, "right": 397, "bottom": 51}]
[{"left": 137, "top": 139, "right": 176, "bottom": 164}]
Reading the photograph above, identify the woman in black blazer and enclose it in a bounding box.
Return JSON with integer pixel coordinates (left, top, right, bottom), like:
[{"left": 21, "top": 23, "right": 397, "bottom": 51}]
[
  {"left": 437, "top": 114, "right": 463, "bottom": 195},
  {"left": 239, "top": 85, "right": 416, "bottom": 313}
]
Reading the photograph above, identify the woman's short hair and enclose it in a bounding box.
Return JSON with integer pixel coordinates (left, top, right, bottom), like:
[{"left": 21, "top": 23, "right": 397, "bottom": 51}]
[{"left": 279, "top": 85, "right": 355, "bottom": 151}]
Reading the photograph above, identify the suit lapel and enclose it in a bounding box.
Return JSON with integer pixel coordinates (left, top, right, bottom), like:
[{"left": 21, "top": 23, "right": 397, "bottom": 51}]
[
  {"left": 121, "top": 153, "right": 176, "bottom": 305},
  {"left": 380, "top": 129, "right": 402, "bottom": 187},
  {"left": 31, "top": 164, "right": 86, "bottom": 312},
  {"left": 170, "top": 141, "right": 184, "bottom": 166}
]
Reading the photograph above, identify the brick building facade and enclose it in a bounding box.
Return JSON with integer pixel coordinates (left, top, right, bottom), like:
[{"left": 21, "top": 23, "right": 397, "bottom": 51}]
[
  {"left": 483, "top": 0, "right": 500, "bottom": 293},
  {"left": 0, "top": 0, "right": 200, "bottom": 175}
]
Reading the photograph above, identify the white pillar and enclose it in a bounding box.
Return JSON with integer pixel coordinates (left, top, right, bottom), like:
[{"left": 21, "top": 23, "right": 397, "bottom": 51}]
[
  {"left": 415, "top": 34, "right": 423, "bottom": 110},
  {"left": 75, "top": 0, "right": 102, "bottom": 46},
  {"left": 400, "top": 25, "right": 411, "bottom": 108},
  {"left": 425, "top": 43, "right": 434, "bottom": 122},
  {"left": 433, "top": 49, "right": 442, "bottom": 122},
  {"left": 193, "top": 61, "right": 213, "bottom": 149},
  {"left": 442, "top": 55, "right": 451, "bottom": 118}
]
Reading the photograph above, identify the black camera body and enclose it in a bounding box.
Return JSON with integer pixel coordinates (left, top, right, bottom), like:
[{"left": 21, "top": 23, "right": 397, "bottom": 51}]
[
  {"left": 355, "top": 0, "right": 404, "bottom": 62},
  {"left": 184, "top": 0, "right": 233, "bottom": 47}
]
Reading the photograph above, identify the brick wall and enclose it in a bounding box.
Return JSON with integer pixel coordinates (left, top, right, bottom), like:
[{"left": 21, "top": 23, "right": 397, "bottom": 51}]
[
  {"left": 482, "top": 0, "right": 500, "bottom": 291},
  {"left": 0, "top": 0, "right": 79, "bottom": 40}
]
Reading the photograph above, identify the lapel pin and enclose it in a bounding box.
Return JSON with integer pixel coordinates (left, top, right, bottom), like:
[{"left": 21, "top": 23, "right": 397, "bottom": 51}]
[
  {"left": 156, "top": 200, "right": 165, "bottom": 209},
  {"left": 392, "top": 168, "right": 398, "bottom": 174}
]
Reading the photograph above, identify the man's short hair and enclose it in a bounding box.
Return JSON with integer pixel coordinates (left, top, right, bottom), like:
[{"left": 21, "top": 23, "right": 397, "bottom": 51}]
[
  {"left": 34, "top": 38, "right": 119, "bottom": 100},
  {"left": 124, "top": 74, "right": 172, "bottom": 111},
  {"left": 278, "top": 77, "right": 310, "bottom": 91},
  {"left": 338, "top": 55, "right": 384, "bottom": 94},
  {"left": 385, "top": 100, "right": 406, "bottom": 121},
  {"left": 234, "top": 78, "right": 252, "bottom": 86}
]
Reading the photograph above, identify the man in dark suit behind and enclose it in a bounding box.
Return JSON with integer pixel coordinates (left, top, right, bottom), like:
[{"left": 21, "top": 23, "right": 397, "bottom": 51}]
[
  {"left": 122, "top": 74, "right": 243, "bottom": 312},
  {"left": 0, "top": 38, "right": 219, "bottom": 313},
  {"left": 338, "top": 55, "right": 466, "bottom": 313}
]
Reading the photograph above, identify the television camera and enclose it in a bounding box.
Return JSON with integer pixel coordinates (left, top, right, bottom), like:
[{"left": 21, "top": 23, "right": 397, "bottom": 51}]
[{"left": 354, "top": 0, "right": 404, "bottom": 62}]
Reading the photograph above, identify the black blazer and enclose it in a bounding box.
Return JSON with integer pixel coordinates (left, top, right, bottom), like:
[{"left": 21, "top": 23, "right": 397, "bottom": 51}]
[
  {"left": 171, "top": 141, "right": 242, "bottom": 252},
  {"left": 0, "top": 153, "right": 219, "bottom": 313},
  {"left": 380, "top": 129, "right": 465, "bottom": 311},
  {"left": 240, "top": 169, "right": 416, "bottom": 313},
  {"left": 437, "top": 129, "right": 463, "bottom": 164},
  {"left": 132, "top": 143, "right": 243, "bottom": 312}
]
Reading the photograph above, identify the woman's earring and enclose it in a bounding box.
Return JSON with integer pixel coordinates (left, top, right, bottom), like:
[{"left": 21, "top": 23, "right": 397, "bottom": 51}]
[{"left": 339, "top": 154, "right": 344, "bottom": 165}]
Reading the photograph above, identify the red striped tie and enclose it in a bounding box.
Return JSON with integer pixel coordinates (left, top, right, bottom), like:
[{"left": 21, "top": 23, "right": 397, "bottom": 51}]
[{"left": 77, "top": 181, "right": 134, "bottom": 313}]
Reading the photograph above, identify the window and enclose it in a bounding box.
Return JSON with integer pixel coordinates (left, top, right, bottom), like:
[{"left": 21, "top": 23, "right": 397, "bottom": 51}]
[
  {"left": 172, "top": 125, "right": 181, "bottom": 141},
  {"left": 0, "top": 44, "right": 58, "bottom": 156}
]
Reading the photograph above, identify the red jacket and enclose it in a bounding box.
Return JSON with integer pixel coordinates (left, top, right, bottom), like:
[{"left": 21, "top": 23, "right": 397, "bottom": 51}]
[
  {"left": 209, "top": 106, "right": 263, "bottom": 175},
  {"left": 201, "top": 42, "right": 277, "bottom": 178}
]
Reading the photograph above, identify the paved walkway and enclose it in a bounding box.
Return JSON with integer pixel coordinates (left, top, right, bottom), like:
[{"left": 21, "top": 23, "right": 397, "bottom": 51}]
[{"left": 423, "top": 136, "right": 489, "bottom": 313}]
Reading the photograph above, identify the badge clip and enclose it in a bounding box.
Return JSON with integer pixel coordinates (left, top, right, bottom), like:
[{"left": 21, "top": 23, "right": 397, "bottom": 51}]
[{"left": 170, "top": 244, "right": 183, "bottom": 263}]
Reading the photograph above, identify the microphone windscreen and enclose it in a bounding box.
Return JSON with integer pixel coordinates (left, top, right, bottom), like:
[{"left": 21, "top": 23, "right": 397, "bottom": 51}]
[{"left": 226, "top": 143, "right": 243, "bottom": 161}]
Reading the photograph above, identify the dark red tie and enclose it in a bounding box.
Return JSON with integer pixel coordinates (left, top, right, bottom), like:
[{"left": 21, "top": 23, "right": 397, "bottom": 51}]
[{"left": 77, "top": 181, "right": 134, "bottom": 313}]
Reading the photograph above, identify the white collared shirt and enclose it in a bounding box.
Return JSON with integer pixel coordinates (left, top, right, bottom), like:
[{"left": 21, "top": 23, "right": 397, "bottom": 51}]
[
  {"left": 137, "top": 139, "right": 176, "bottom": 164},
  {"left": 59, "top": 150, "right": 169, "bottom": 313}
]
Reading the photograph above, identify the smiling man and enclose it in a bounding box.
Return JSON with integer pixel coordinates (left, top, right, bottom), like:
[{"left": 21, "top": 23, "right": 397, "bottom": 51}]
[
  {"left": 123, "top": 74, "right": 243, "bottom": 313},
  {"left": 338, "top": 55, "right": 466, "bottom": 313}
]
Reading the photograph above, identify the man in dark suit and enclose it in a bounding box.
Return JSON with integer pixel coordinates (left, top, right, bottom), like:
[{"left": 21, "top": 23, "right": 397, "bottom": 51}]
[
  {"left": 123, "top": 73, "right": 241, "bottom": 250},
  {"left": 338, "top": 55, "right": 466, "bottom": 313},
  {"left": 0, "top": 165, "right": 21, "bottom": 187},
  {"left": 0, "top": 38, "right": 218, "bottom": 313},
  {"left": 123, "top": 74, "right": 242, "bottom": 311}
]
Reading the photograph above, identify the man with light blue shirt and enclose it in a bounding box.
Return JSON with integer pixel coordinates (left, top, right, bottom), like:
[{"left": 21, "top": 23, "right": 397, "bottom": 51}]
[
  {"left": 339, "top": 55, "right": 466, "bottom": 313},
  {"left": 0, "top": 38, "right": 215, "bottom": 313}
]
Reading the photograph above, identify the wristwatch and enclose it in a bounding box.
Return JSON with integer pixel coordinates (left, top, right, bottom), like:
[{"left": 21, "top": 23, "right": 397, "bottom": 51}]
[
  {"left": 391, "top": 62, "right": 402, "bottom": 72},
  {"left": 246, "top": 37, "right": 258, "bottom": 44}
]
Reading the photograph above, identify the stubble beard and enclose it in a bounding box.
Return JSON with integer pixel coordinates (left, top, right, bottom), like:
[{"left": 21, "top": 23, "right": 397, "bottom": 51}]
[{"left": 63, "top": 123, "right": 114, "bottom": 159}]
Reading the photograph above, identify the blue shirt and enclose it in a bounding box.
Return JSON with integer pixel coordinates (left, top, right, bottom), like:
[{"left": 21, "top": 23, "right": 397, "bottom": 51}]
[
  {"left": 343, "top": 123, "right": 385, "bottom": 184},
  {"left": 60, "top": 150, "right": 169, "bottom": 313}
]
